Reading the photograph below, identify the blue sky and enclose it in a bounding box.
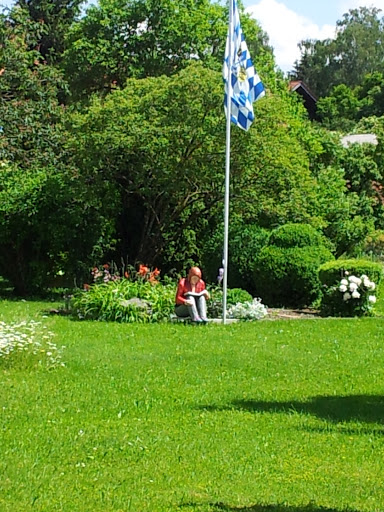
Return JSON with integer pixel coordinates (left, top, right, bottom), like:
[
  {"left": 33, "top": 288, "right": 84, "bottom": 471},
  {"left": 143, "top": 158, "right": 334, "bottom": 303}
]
[{"left": 2, "top": 0, "right": 384, "bottom": 72}]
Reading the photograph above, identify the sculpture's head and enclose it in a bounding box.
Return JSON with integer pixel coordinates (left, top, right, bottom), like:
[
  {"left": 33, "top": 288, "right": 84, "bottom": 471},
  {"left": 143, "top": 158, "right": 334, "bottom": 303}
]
[{"left": 188, "top": 266, "right": 202, "bottom": 284}]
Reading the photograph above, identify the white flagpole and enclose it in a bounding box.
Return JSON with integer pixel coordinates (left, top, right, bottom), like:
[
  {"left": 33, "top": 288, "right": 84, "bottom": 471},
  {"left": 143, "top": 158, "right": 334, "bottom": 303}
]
[{"left": 223, "top": 0, "right": 234, "bottom": 325}]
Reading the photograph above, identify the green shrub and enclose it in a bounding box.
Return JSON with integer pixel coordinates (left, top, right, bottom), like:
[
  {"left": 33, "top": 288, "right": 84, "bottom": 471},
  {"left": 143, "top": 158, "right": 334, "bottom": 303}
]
[
  {"left": 319, "top": 259, "right": 383, "bottom": 317},
  {"left": 72, "top": 279, "right": 175, "bottom": 323},
  {"left": 253, "top": 224, "right": 334, "bottom": 308},
  {"left": 319, "top": 259, "right": 384, "bottom": 287},
  {"left": 254, "top": 245, "right": 334, "bottom": 308},
  {"left": 200, "top": 223, "right": 270, "bottom": 293},
  {"left": 269, "top": 223, "right": 330, "bottom": 249}
]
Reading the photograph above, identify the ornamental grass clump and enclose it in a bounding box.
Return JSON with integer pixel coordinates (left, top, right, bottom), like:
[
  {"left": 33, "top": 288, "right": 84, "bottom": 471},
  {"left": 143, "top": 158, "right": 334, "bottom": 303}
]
[
  {"left": 0, "top": 320, "right": 64, "bottom": 369},
  {"left": 227, "top": 298, "right": 268, "bottom": 321},
  {"left": 321, "top": 273, "right": 378, "bottom": 317}
]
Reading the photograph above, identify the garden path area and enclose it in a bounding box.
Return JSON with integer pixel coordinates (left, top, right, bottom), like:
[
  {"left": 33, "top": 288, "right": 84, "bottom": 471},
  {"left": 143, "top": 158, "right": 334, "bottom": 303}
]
[{"left": 267, "top": 308, "right": 320, "bottom": 319}]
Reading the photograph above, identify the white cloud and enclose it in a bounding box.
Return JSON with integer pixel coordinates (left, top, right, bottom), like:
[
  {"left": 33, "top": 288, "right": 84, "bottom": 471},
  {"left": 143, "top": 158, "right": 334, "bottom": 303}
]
[{"left": 246, "top": 0, "right": 336, "bottom": 73}]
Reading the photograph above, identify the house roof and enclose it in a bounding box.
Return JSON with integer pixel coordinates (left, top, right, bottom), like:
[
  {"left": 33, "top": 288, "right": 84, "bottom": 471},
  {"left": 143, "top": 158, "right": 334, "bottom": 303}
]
[
  {"left": 289, "top": 80, "right": 318, "bottom": 120},
  {"left": 289, "top": 81, "right": 318, "bottom": 102}
]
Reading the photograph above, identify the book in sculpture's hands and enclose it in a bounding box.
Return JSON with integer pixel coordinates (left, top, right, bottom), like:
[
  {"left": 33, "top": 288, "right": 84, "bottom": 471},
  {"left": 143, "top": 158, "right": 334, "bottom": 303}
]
[{"left": 185, "top": 291, "right": 206, "bottom": 298}]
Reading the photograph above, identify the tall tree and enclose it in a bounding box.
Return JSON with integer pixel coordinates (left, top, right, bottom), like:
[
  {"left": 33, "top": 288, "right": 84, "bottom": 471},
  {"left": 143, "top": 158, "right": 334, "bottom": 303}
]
[
  {"left": 15, "top": 0, "right": 85, "bottom": 63},
  {"left": 0, "top": 6, "right": 117, "bottom": 294},
  {"left": 292, "top": 7, "right": 384, "bottom": 98},
  {"left": 68, "top": 61, "right": 354, "bottom": 271},
  {"left": 62, "top": 0, "right": 274, "bottom": 99}
]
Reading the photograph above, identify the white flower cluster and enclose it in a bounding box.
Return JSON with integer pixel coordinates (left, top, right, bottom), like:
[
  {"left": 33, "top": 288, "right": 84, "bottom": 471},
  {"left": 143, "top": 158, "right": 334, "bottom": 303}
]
[
  {"left": 227, "top": 298, "right": 268, "bottom": 320},
  {"left": 0, "top": 320, "right": 65, "bottom": 368},
  {"left": 338, "top": 274, "right": 376, "bottom": 303}
]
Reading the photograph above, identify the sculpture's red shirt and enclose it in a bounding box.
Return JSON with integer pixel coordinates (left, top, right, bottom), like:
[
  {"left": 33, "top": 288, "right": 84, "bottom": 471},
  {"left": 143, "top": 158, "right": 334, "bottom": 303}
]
[{"left": 175, "top": 278, "right": 206, "bottom": 305}]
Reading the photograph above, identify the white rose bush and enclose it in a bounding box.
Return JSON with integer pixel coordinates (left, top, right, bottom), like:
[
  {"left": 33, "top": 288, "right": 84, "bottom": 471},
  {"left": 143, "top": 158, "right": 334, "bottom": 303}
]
[{"left": 323, "top": 272, "right": 378, "bottom": 317}]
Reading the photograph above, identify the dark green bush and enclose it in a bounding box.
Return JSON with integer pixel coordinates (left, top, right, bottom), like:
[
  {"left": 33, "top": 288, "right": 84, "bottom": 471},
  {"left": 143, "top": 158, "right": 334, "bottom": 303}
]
[
  {"left": 319, "top": 259, "right": 384, "bottom": 287},
  {"left": 269, "top": 223, "right": 330, "bottom": 249},
  {"left": 254, "top": 245, "right": 334, "bottom": 308},
  {"left": 200, "top": 223, "right": 270, "bottom": 293}
]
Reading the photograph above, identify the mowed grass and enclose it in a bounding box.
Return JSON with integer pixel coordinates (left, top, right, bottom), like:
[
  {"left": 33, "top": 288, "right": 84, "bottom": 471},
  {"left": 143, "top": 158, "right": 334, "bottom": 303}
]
[{"left": 1, "top": 300, "right": 384, "bottom": 512}]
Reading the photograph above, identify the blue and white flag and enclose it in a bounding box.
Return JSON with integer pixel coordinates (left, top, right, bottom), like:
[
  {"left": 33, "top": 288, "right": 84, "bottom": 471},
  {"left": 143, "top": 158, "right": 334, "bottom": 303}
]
[{"left": 223, "top": 0, "right": 265, "bottom": 131}]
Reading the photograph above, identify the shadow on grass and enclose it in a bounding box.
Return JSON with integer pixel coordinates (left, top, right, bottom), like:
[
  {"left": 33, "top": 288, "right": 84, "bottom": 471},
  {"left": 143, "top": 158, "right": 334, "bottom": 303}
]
[
  {"left": 182, "top": 503, "right": 360, "bottom": 512},
  {"left": 200, "top": 394, "right": 384, "bottom": 425}
]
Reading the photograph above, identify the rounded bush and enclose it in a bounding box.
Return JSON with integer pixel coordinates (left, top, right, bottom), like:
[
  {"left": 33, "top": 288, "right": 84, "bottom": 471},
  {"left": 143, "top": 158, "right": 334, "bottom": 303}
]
[
  {"left": 269, "top": 223, "right": 330, "bottom": 249},
  {"left": 254, "top": 245, "right": 334, "bottom": 308}
]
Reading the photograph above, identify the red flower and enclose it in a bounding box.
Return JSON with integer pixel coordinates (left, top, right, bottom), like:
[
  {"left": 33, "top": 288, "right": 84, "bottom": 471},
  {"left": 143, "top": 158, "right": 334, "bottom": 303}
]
[
  {"left": 83, "top": 283, "right": 90, "bottom": 291},
  {"left": 138, "top": 264, "right": 149, "bottom": 276},
  {"left": 103, "top": 263, "right": 110, "bottom": 269},
  {"left": 149, "top": 268, "right": 161, "bottom": 282},
  {"left": 124, "top": 271, "right": 129, "bottom": 279}
]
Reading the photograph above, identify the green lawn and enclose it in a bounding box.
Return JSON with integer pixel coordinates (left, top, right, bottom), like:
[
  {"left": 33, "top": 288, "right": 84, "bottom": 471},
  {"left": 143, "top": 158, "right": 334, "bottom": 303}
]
[{"left": 1, "top": 300, "right": 384, "bottom": 512}]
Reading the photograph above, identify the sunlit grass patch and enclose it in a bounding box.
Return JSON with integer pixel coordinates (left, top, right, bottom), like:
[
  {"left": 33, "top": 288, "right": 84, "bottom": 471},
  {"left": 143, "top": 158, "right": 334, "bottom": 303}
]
[{"left": 1, "top": 301, "right": 384, "bottom": 512}]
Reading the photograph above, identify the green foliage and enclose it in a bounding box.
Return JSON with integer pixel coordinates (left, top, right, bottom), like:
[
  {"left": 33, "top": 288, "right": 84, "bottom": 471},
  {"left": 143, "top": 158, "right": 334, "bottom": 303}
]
[
  {"left": 0, "top": 157, "right": 118, "bottom": 295},
  {"left": 314, "top": 164, "right": 374, "bottom": 258},
  {"left": 363, "top": 230, "right": 384, "bottom": 262},
  {"left": 71, "top": 279, "right": 175, "bottom": 322},
  {"left": 16, "top": 0, "right": 84, "bottom": 63},
  {"left": 62, "top": 0, "right": 274, "bottom": 100},
  {"left": 69, "top": 62, "right": 324, "bottom": 273},
  {"left": 68, "top": 62, "right": 227, "bottom": 267},
  {"left": 293, "top": 7, "right": 384, "bottom": 98},
  {"left": 0, "top": 7, "right": 122, "bottom": 294},
  {"left": 253, "top": 245, "right": 334, "bottom": 308},
  {"left": 317, "top": 84, "right": 361, "bottom": 131},
  {"left": 0, "top": 7, "right": 67, "bottom": 165},
  {"left": 253, "top": 224, "right": 334, "bottom": 308},
  {"left": 319, "top": 259, "right": 383, "bottom": 317},
  {"left": 268, "top": 222, "right": 329, "bottom": 249},
  {"left": 358, "top": 71, "right": 384, "bottom": 118},
  {"left": 207, "top": 286, "right": 253, "bottom": 318},
  {"left": 318, "top": 258, "right": 384, "bottom": 287},
  {"left": 229, "top": 95, "right": 321, "bottom": 229},
  {"left": 200, "top": 221, "right": 270, "bottom": 292},
  {"left": 310, "top": 71, "right": 384, "bottom": 131}
]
